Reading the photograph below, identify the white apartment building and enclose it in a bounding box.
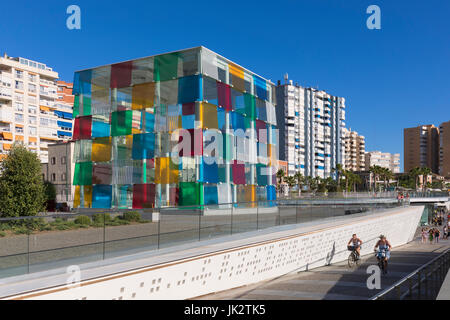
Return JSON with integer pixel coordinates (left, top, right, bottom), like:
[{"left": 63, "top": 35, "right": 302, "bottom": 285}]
[
  {"left": 365, "top": 151, "right": 400, "bottom": 173},
  {"left": 0, "top": 53, "right": 68, "bottom": 163},
  {"left": 343, "top": 128, "right": 365, "bottom": 171},
  {"left": 275, "top": 76, "right": 346, "bottom": 178}
]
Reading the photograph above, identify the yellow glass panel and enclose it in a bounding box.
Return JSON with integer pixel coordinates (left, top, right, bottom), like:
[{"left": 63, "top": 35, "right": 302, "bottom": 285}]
[
  {"left": 74, "top": 186, "right": 81, "bottom": 208},
  {"left": 91, "top": 137, "right": 112, "bottom": 162},
  {"left": 132, "top": 82, "right": 155, "bottom": 110},
  {"left": 229, "top": 63, "right": 244, "bottom": 79},
  {"left": 155, "top": 157, "right": 179, "bottom": 184},
  {"left": 244, "top": 185, "right": 256, "bottom": 206},
  {"left": 202, "top": 103, "right": 218, "bottom": 129},
  {"left": 84, "top": 186, "right": 92, "bottom": 208}
]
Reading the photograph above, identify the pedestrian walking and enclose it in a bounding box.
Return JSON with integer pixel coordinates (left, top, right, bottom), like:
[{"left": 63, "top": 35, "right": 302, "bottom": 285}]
[
  {"left": 421, "top": 228, "right": 428, "bottom": 243},
  {"left": 429, "top": 228, "right": 434, "bottom": 244},
  {"left": 434, "top": 228, "right": 440, "bottom": 243}
]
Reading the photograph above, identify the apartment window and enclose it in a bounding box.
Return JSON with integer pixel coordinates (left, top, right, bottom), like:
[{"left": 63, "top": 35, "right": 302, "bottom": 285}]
[
  {"left": 29, "top": 116, "right": 37, "bottom": 125},
  {"left": 15, "top": 80, "right": 24, "bottom": 90},
  {"left": 15, "top": 70, "right": 23, "bottom": 79},
  {"left": 15, "top": 126, "right": 24, "bottom": 134},
  {"left": 51, "top": 173, "right": 56, "bottom": 182},
  {"left": 61, "top": 173, "right": 66, "bottom": 181},
  {"left": 15, "top": 113, "right": 24, "bottom": 123},
  {"left": 14, "top": 102, "right": 23, "bottom": 112},
  {"left": 51, "top": 157, "right": 56, "bottom": 165},
  {"left": 28, "top": 106, "right": 37, "bottom": 114},
  {"left": 28, "top": 74, "right": 36, "bottom": 83},
  {"left": 28, "top": 84, "right": 36, "bottom": 93},
  {"left": 61, "top": 156, "right": 66, "bottom": 164},
  {"left": 29, "top": 126, "right": 37, "bottom": 135}
]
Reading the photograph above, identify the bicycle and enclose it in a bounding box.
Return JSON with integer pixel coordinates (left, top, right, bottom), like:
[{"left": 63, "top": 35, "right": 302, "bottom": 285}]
[
  {"left": 375, "top": 249, "right": 388, "bottom": 274},
  {"left": 347, "top": 246, "right": 361, "bottom": 268}
]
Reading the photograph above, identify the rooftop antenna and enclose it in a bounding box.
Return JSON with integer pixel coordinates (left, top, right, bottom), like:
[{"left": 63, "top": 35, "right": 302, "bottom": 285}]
[{"left": 284, "top": 73, "right": 288, "bottom": 84}]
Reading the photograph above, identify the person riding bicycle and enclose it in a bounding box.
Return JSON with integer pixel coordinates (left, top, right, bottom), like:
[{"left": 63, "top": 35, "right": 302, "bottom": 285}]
[
  {"left": 374, "top": 235, "right": 391, "bottom": 272},
  {"left": 347, "top": 234, "right": 362, "bottom": 260}
]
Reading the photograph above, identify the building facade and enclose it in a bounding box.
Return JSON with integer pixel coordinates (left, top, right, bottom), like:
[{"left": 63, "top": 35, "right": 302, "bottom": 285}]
[
  {"left": 365, "top": 151, "right": 400, "bottom": 173},
  {"left": 404, "top": 124, "right": 440, "bottom": 174},
  {"left": 55, "top": 81, "right": 74, "bottom": 141},
  {"left": 0, "top": 54, "right": 73, "bottom": 163},
  {"left": 42, "top": 141, "right": 75, "bottom": 206},
  {"left": 343, "top": 128, "right": 365, "bottom": 171},
  {"left": 275, "top": 77, "right": 346, "bottom": 178},
  {"left": 72, "top": 47, "right": 278, "bottom": 209},
  {"left": 439, "top": 120, "right": 450, "bottom": 177}
]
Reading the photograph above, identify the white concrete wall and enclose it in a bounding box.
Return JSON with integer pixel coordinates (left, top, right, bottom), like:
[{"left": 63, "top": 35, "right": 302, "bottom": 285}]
[{"left": 7, "top": 206, "right": 423, "bottom": 300}]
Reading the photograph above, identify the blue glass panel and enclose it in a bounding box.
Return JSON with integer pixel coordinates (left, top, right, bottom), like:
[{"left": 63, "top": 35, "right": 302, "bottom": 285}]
[
  {"left": 253, "top": 75, "right": 267, "bottom": 101},
  {"left": 182, "top": 114, "right": 195, "bottom": 129},
  {"left": 132, "top": 133, "right": 155, "bottom": 160},
  {"left": 217, "top": 107, "right": 226, "bottom": 131},
  {"left": 92, "top": 121, "right": 110, "bottom": 138},
  {"left": 178, "top": 74, "right": 201, "bottom": 104},
  {"left": 92, "top": 185, "right": 112, "bottom": 208},
  {"left": 204, "top": 185, "right": 218, "bottom": 205},
  {"left": 231, "top": 112, "right": 245, "bottom": 131},
  {"left": 143, "top": 111, "right": 155, "bottom": 132},
  {"left": 256, "top": 164, "right": 268, "bottom": 186},
  {"left": 202, "top": 159, "right": 218, "bottom": 183},
  {"left": 267, "top": 185, "right": 276, "bottom": 201}
]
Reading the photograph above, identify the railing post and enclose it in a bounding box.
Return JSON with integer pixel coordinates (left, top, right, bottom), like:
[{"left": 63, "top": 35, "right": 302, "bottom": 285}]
[
  {"left": 157, "top": 208, "right": 161, "bottom": 249},
  {"left": 198, "top": 206, "right": 201, "bottom": 241},
  {"left": 230, "top": 203, "right": 233, "bottom": 235},
  {"left": 396, "top": 285, "right": 401, "bottom": 300},
  {"left": 256, "top": 202, "right": 259, "bottom": 230},
  {"left": 409, "top": 278, "right": 413, "bottom": 299},
  {"left": 102, "top": 211, "right": 106, "bottom": 260},
  {"left": 424, "top": 266, "right": 428, "bottom": 298},
  {"left": 418, "top": 271, "right": 421, "bottom": 299}
]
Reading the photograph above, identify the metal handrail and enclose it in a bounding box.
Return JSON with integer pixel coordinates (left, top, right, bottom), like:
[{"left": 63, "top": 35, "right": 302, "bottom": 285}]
[{"left": 370, "top": 248, "right": 450, "bottom": 300}]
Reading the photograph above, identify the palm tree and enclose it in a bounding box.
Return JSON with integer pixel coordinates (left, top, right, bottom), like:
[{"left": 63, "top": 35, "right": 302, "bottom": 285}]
[
  {"left": 294, "top": 172, "right": 304, "bottom": 195},
  {"left": 276, "top": 169, "right": 285, "bottom": 193},
  {"left": 409, "top": 167, "right": 422, "bottom": 190},
  {"left": 369, "top": 165, "right": 383, "bottom": 192},
  {"left": 285, "top": 176, "right": 296, "bottom": 195},
  {"left": 420, "top": 167, "right": 432, "bottom": 191},
  {"left": 332, "top": 164, "right": 344, "bottom": 189}
]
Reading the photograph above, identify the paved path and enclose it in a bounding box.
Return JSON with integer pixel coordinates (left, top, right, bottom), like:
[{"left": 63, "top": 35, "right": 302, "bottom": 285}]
[{"left": 197, "top": 232, "right": 450, "bottom": 300}]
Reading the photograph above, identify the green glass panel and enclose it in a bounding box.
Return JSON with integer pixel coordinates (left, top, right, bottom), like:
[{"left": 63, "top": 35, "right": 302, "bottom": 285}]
[
  {"left": 244, "top": 93, "right": 256, "bottom": 120},
  {"left": 154, "top": 53, "right": 179, "bottom": 82},
  {"left": 73, "top": 162, "right": 92, "bottom": 186},
  {"left": 82, "top": 96, "right": 91, "bottom": 116},
  {"left": 111, "top": 110, "right": 132, "bottom": 136},
  {"left": 179, "top": 182, "right": 201, "bottom": 206},
  {"left": 73, "top": 95, "right": 80, "bottom": 118},
  {"left": 222, "top": 133, "right": 232, "bottom": 161}
]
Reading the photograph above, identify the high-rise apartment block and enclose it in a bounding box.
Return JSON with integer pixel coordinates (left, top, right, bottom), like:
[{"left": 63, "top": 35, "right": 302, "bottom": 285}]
[
  {"left": 365, "top": 151, "right": 400, "bottom": 173},
  {"left": 404, "top": 124, "right": 440, "bottom": 174},
  {"left": 275, "top": 76, "right": 346, "bottom": 178},
  {"left": 55, "top": 81, "right": 74, "bottom": 141},
  {"left": 71, "top": 47, "right": 278, "bottom": 209},
  {"left": 343, "top": 128, "right": 365, "bottom": 171},
  {"left": 439, "top": 120, "right": 450, "bottom": 177},
  {"left": 0, "top": 54, "right": 73, "bottom": 163}
]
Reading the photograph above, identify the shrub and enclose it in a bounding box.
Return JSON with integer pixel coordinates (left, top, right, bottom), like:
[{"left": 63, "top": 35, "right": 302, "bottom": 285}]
[
  {"left": 0, "top": 231, "right": 5, "bottom": 237},
  {"left": 93, "top": 213, "right": 111, "bottom": 224},
  {"left": 74, "top": 215, "right": 91, "bottom": 226},
  {"left": 122, "top": 211, "right": 141, "bottom": 222}
]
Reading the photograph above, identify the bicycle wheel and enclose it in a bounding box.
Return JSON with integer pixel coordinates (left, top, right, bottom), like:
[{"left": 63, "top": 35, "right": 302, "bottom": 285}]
[
  {"left": 348, "top": 253, "right": 356, "bottom": 268},
  {"left": 355, "top": 255, "right": 361, "bottom": 266}
]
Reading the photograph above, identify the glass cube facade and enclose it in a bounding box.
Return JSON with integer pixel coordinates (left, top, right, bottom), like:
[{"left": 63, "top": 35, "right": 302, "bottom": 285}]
[{"left": 72, "top": 47, "right": 278, "bottom": 209}]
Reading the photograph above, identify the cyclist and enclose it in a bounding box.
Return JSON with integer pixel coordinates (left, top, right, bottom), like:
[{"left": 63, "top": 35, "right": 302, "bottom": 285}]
[
  {"left": 374, "top": 235, "right": 392, "bottom": 272},
  {"left": 347, "top": 234, "right": 362, "bottom": 260}
]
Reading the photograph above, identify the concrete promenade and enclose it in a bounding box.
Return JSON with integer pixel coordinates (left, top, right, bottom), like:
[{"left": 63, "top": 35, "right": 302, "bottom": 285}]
[{"left": 197, "top": 232, "right": 450, "bottom": 300}]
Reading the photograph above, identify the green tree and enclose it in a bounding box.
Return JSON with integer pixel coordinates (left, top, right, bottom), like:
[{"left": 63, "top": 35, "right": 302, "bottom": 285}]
[
  {"left": 332, "top": 163, "right": 344, "bottom": 191},
  {"left": 43, "top": 181, "right": 57, "bottom": 211},
  {"left": 285, "top": 176, "right": 296, "bottom": 194},
  {"left": 0, "top": 143, "right": 46, "bottom": 217}
]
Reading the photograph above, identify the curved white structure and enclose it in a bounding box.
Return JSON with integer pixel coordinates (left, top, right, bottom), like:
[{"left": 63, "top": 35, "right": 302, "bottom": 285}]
[{"left": 3, "top": 206, "right": 423, "bottom": 300}]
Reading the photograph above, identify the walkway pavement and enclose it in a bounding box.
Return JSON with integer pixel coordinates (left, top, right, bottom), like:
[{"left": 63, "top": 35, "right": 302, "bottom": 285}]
[{"left": 197, "top": 231, "right": 450, "bottom": 300}]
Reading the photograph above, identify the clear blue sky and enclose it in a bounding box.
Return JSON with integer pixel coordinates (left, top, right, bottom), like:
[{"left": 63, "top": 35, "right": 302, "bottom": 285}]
[{"left": 1, "top": 0, "right": 449, "bottom": 171}]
